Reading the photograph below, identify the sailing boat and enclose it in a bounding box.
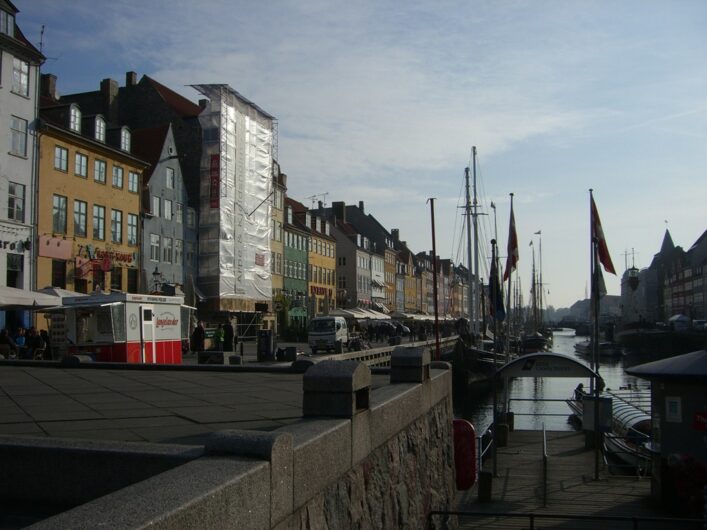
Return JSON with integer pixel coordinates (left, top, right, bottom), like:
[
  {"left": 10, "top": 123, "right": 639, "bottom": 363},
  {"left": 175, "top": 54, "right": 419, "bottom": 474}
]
[
  {"left": 449, "top": 147, "right": 498, "bottom": 390},
  {"left": 520, "top": 236, "right": 551, "bottom": 353}
]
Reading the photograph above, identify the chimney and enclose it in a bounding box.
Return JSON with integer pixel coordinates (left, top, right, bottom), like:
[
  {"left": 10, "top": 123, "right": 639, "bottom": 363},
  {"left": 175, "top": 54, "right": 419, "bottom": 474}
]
[
  {"left": 332, "top": 201, "right": 346, "bottom": 224},
  {"left": 40, "top": 73, "right": 57, "bottom": 100},
  {"left": 126, "top": 71, "right": 138, "bottom": 86},
  {"left": 392, "top": 229, "right": 399, "bottom": 242},
  {"left": 100, "top": 78, "right": 119, "bottom": 122},
  {"left": 358, "top": 201, "right": 365, "bottom": 214}
]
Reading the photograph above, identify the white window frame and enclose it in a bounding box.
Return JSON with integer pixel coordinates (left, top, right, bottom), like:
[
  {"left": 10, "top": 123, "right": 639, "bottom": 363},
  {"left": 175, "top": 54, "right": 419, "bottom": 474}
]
[
  {"left": 112, "top": 166, "right": 124, "bottom": 188},
  {"left": 10, "top": 116, "right": 27, "bottom": 156},
  {"left": 164, "top": 199, "right": 172, "bottom": 220},
  {"left": 120, "top": 127, "right": 131, "bottom": 151},
  {"left": 152, "top": 196, "right": 160, "bottom": 217},
  {"left": 75, "top": 153, "right": 88, "bottom": 177},
  {"left": 127, "top": 214, "right": 138, "bottom": 246},
  {"left": 73, "top": 200, "right": 87, "bottom": 237},
  {"left": 128, "top": 171, "right": 139, "bottom": 193},
  {"left": 150, "top": 234, "right": 160, "bottom": 261},
  {"left": 94, "top": 159, "right": 106, "bottom": 183},
  {"left": 7, "top": 182, "right": 25, "bottom": 223},
  {"left": 165, "top": 167, "right": 175, "bottom": 189},
  {"left": 54, "top": 146, "right": 68, "bottom": 171},
  {"left": 69, "top": 105, "right": 81, "bottom": 132},
  {"left": 111, "top": 209, "right": 123, "bottom": 243},
  {"left": 93, "top": 205, "right": 105, "bottom": 240},
  {"left": 175, "top": 202, "right": 183, "bottom": 224},
  {"left": 95, "top": 116, "right": 106, "bottom": 142},
  {"left": 12, "top": 57, "right": 29, "bottom": 96},
  {"left": 163, "top": 236, "right": 173, "bottom": 263},
  {"left": 52, "top": 195, "right": 68, "bottom": 234}
]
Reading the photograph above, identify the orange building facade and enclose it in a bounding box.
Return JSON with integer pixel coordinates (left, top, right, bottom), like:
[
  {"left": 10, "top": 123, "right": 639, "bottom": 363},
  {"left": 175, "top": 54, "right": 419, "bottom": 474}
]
[{"left": 36, "top": 117, "right": 148, "bottom": 294}]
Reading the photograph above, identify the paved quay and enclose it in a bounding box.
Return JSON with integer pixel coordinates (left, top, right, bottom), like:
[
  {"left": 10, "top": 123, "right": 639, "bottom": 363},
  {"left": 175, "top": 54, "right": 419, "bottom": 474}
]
[{"left": 0, "top": 349, "right": 389, "bottom": 445}]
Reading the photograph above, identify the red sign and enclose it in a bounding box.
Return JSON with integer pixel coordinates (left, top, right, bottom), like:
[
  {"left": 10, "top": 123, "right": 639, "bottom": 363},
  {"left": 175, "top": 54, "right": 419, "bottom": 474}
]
[
  {"left": 39, "top": 236, "right": 73, "bottom": 259},
  {"left": 694, "top": 412, "right": 707, "bottom": 431},
  {"left": 209, "top": 154, "right": 220, "bottom": 209}
]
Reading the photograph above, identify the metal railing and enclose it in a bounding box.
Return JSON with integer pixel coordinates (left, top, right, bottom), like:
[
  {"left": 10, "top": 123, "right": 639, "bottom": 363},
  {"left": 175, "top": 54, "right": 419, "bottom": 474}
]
[
  {"left": 318, "top": 336, "right": 457, "bottom": 366},
  {"left": 476, "top": 422, "right": 494, "bottom": 477},
  {"left": 428, "top": 510, "right": 705, "bottom": 529},
  {"left": 542, "top": 422, "right": 548, "bottom": 507}
]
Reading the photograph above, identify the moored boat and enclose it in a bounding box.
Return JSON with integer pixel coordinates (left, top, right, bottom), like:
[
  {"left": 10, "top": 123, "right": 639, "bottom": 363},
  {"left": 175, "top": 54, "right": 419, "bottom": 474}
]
[{"left": 574, "top": 340, "right": 622, "bottom": 358}]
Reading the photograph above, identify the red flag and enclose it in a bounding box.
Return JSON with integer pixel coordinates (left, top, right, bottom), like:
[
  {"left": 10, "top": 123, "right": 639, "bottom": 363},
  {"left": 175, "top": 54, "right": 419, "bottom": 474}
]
[
  {"left": 591, "top": 196, "right": 616, "bottom": 275},
  {"left": 503, "top": 205, "right": 518, "bottom": 281}
]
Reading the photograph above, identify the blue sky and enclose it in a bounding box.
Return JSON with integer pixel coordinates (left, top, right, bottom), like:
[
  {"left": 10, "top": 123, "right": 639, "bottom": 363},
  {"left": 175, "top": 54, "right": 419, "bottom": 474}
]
[{"left": 16, "top": 0, "right": 707, "bottom": 308}]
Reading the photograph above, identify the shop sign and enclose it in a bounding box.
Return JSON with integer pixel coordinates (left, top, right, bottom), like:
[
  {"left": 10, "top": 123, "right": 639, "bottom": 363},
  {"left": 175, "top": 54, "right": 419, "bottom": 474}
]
[
  {"left": 693, "top": 411, "right": 707, "bottom": 431},
  {"left": 0, "top": 238, "right": 30, "bottom": 253},
  {"left": 310, "top": 286, "right": 332, "bottom": 297},
  {"left": 77, "top": 244, "right": 135, "bottom": 264},
  {"left": 209, "top": 154, "right": 220, "bottom": 209},
  {"left": 39, "top": 235, "right": 72, "bottom": 259},
  {"left": 156, "top": 311, "right": 179, "bottom": 328}
]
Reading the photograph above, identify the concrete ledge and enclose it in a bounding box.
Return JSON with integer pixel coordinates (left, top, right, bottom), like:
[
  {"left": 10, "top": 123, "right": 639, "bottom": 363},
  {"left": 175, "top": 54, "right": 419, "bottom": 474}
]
[
  {"left": 429, "top": 367, "right": 453, "bottom": 409},
  {"left": 32, "top": 457, "right": 270, "bottom": 529},
  {"left": 369, "top": 383, "right": 425, "bottom": 449},
  {"left": 205, "top": 430, "right": 293, "bottom": 527},
  {"left": 0, "top": 436, "right": 203, "bottom": 506},
  {"left": 390, "top": 347, "right": 430, "bottom": 383},
  {"left": 283, "top": 418, "right": 351, "bottom": 510}
]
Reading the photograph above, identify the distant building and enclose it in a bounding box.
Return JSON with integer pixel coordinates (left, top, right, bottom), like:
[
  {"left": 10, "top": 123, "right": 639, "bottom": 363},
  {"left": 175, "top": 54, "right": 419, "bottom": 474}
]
[
  {"left": 0, "top": 1, "right": 44, "bottom": 329},
  {"left": 283, "top": 198, "right": 309, "bottom": 333}
]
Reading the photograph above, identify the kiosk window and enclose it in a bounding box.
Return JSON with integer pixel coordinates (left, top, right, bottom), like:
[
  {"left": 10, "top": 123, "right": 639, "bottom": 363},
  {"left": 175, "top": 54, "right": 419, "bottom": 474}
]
[
  {"left": 112, "top": 305, "right": 126, "bottom": 342},
  {"left": 143, "top": 309, "right": 153, "bottom": 321},
  {"left": 97, "top": 308, "right": 113, "bottom": 335}
]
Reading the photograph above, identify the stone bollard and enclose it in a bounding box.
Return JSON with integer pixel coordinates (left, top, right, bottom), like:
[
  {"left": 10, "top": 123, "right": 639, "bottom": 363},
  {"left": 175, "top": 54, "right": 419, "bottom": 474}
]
[
  {"left": 496, "top": 424, "right": 509, "bottom": 447},
  {"left": 303, "top": 360, "right": 371, "bottom": 417},
  {"left": 390, "top": 347, "right": 430, "bottom": 383},
  {"left": 478, "top": 470, "right": 493, "bottom": 502}
]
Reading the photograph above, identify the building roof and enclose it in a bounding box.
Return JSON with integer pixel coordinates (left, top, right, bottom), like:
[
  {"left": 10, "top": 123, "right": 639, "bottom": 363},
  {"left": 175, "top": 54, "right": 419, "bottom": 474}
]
[
  {"left": 625, "top": 348, "right": 707, "bottom": 381},
  {"left": 131, "top": 124, "right": 172, "bottom": 182},
  {"left": 144, "top": 76, "right": 202, "bottom": 118}
]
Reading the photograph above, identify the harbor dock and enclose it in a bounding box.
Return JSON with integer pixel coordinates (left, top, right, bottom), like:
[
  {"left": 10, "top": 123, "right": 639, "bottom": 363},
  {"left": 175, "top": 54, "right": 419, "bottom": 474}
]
[{"left": 448, "top": 429, "right": 703, "bottom": 529}]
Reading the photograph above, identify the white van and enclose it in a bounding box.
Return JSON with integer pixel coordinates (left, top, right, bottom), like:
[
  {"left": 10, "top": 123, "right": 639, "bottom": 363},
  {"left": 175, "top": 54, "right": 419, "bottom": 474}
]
[{"left": 308, "top": 316, "right": 349, "bottom": 354}]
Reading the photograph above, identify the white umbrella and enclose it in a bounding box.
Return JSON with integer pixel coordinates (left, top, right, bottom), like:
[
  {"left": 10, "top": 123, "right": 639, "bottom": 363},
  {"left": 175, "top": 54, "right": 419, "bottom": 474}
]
[{"left": 0, "top": 285, "right": 61, "bottom": 310}]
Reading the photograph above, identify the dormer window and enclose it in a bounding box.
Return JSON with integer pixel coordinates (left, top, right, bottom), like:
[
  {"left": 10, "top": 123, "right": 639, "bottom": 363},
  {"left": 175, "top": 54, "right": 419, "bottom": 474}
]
[
  {"left": 287, "top": 206, "right": 293, "bottom": 225},
  {"left": 120, "top": 127, "right": 131, "bottom": 152},
  {"left": 0, "top": 9, "right": 15, "bottom": 37},
  {"left": 95, "top": 116, "right": 106, "bottom": 142},
  {"left": 69, "top": 105, "right": 81, "bottom": 133},
  {"left": 305, "top": 212, "right": 311, "bottom": 229}
]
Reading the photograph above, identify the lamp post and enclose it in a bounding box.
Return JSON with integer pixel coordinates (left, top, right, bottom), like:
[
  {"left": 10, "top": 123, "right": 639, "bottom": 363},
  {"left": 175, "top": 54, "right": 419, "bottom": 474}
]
[{"left": 152, "top": 266, "right": 163, "bottom": 293}]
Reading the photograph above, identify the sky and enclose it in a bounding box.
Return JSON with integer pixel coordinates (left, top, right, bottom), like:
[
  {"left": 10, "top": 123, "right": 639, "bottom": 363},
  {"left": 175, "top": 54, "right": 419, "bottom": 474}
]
[{"left": 15, "top": 0, "right": 707, "bottom": 309}]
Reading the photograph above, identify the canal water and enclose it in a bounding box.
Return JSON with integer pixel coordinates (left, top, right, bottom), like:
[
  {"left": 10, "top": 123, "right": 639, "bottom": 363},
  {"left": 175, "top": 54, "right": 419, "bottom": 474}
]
[{"left": 455, "top": 328, "right": 652, "bottom": 432}]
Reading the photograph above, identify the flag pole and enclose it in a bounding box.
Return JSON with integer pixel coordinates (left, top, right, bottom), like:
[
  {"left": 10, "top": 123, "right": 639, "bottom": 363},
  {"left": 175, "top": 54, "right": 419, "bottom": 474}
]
[{"left": 590, "top": 188, "right": 601, "bottom": 480}]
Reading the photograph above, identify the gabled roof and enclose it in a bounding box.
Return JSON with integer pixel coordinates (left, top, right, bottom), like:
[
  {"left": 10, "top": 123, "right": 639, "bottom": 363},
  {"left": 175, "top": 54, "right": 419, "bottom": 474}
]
[
  {"left": 688, "top": 229, "right": 707, "bottom": 253},
  {"left": 143, "top": 76, "right": 202, "bottom": 118},
  {"left": 131, "top": 124, "right": 171, "bottom": 182}
]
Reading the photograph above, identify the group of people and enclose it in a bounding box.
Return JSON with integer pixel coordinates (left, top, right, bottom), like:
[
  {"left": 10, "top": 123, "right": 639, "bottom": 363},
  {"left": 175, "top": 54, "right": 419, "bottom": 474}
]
[
  {"left": 0, "top": 327, "right": 50, "bottom": 360},
  {"left": 190, "top": 320, "right": 238, "bottom": 353}
]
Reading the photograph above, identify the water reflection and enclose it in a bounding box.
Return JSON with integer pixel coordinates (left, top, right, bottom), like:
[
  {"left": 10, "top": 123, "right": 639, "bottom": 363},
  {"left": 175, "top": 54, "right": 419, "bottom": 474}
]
[{"left": 454, "top": 328, "right": 652, "bottom": 431}]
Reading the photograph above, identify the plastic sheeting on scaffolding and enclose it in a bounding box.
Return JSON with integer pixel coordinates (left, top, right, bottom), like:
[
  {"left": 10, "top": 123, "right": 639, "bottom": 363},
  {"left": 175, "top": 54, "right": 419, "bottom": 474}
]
[{"left": 191, "top": 84, "right": 274, "bottom": 305}]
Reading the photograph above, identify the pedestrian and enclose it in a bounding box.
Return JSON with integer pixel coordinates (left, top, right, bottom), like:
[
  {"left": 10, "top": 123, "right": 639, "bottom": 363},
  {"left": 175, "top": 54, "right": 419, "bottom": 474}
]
[
  {"left": 223, "top": 319, "right": 234, "bottom": 352},
  {"left": 191, "top": 320, "right": 205, "bottom": 353},
  {"left": 214, "top": 324, "right": 224, "bottom": 351},
  {"left": 26, "top": 327, "right": 45, "bottom": 359},
  {"left": 0, "top": 329, "right": 18, "bottom": 358},
  {"left": 40, "top": 330, "right": 52, "bottom": 360}
]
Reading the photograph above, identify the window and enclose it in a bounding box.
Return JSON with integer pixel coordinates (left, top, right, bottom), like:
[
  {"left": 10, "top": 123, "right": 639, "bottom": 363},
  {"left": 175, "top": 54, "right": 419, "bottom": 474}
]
[
  {"left": 120, "top": 127, "right": 131, "bottom": 151},
  {"left": 164, "top": 199, "right": 172, "bottom": 220},
  {"left": 111, "top": 209, "right": 122, "bottom": 243},
  {"left": 163, "top": 237, "right": 173, "bottom": 263},
  {"left": 93, "top": 205, "right": 105, "bottom": 240},
  {"left": 111, "top": 267, "right": 122, "bottom": 291},
  {"left": 69, "top": 105, "right": 81, "bottom": 132},
  {"left": 1, "top": 9, "right": 15, "bottom": 36},
  {"left": 51, "top": 260, "right": 67, "bottom": 289},
  {"left": 186, "top": 208, "right": 196, "bottom": 228},
  {"left": 165, "top": 167, "right": 175, "bottom": 189},
  {"left": 10, "top": 116, "right": 27, "bottom": 156},
  {"left": 128, "top": 171, "right": 139, "bottom": 193},
  {"left": 127, "top": 269, "right": 138, "bottom": 293},
  {"left": 6, "top": 253, "right": 23, "bottom": 288},
  {"left": 274, "top": 188, "right": 283, "bottom": 209},
  {"left": 54, "top": 146, "right": 68, "bottom": 171},
  {"left": 95, "top": 116, "right": 106, "bottom": 142},
  {"left": 150, "top": 234, "right": 160, "bottom": 261},
  {"left": 186, "top": 241, "right": 195, "bottom": 267},
  {"left": 12, "top": 58, "right": 29, "bottom": 96},
  {"left": 175, "top": 239, "right": 183, "bottom": 264},
  {"left": 73, "top": 200, "right": 87, "bottom": 237},
  {"left": 52, "top": 195, "right": 67, "bottom": 233},
  {"left": 127, "top": 214, "right": 138, "bottom": 245},
  {"left": 112, "top": 166, "right": 123, "bottom": 188},
  {"left": 175, "top": 202, "right": 183, "bottom": 224},
  {"left": 152, "top": 196, "right": 160, "bottom": 217},
  {"left": 75, "top": 153, "right": 88, "bottom": 177},
  {"left": 7, "top": 182, "right": 24, "bottom": 222},
  {"left": 94, "top": 159, "right": 106, "bottom": 183}
]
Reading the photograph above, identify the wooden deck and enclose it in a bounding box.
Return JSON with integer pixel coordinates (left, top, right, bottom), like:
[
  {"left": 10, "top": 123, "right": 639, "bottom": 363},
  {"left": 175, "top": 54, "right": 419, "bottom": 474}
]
[{"left": 451, "top": 429, "right": 700, "bottom": 529}]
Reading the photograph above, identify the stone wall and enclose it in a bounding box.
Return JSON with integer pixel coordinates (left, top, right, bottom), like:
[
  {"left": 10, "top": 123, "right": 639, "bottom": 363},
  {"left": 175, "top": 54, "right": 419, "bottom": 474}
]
[
  {"left": 19, "top": 350, "right": 456, "bottom": 529},
  {"left": 288, "top": 397, "right": 454, "bottom": 529}
]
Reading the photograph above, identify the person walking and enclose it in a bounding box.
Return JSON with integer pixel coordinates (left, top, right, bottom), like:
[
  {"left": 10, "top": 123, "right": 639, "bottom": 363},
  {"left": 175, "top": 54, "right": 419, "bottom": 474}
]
[
  {"left": 223, "top": 319, "right": 234, "bottom": 352},
  {"left": 214, "top": 324, "right": 225, "bottom": 351},
  {"left": 191, "top": 321, "right": 205, "bottom": 353}
]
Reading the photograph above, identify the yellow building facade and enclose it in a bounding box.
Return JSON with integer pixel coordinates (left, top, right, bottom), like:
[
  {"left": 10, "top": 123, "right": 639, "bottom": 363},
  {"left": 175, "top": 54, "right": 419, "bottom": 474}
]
[
  {"left": 308, "top": 215, "right": 336, "bottom": 317},
  {"left": 36, "top": 118, "right": 147, "bottom": 294}
]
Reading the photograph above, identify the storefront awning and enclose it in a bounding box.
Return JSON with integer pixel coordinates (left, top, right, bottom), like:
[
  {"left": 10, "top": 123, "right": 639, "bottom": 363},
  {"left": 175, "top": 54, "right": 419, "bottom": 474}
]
[{"left": 0, "top": 286, "right": 61, "bottom": 310}]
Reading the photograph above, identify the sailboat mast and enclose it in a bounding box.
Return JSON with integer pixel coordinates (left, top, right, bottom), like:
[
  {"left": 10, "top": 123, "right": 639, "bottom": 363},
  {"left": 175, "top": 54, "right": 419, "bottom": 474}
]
[
  {"left": 472, "top": 146, "right": 479, "bottom": 336},
  {"left": 464, "top": 164, "right": 473, "bottom": 331}
]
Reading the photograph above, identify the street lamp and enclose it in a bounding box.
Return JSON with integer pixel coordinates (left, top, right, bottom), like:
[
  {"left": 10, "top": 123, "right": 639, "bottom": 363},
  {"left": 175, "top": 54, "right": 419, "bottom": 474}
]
[{"left": 152, "top": 266, "right": 163, "bottom": 293}]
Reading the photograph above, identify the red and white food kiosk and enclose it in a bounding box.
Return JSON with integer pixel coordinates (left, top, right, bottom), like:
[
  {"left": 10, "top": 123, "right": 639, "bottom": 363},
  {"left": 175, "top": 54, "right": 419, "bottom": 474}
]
[{"left": 57, "top": 293, "right": 192, "bottom": 364}]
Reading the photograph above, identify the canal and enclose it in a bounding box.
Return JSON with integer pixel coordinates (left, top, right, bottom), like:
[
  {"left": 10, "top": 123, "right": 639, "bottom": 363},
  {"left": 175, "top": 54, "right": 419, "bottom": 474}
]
[{"left": 455, "top": 328, "right": 652, "bottom": 431}]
